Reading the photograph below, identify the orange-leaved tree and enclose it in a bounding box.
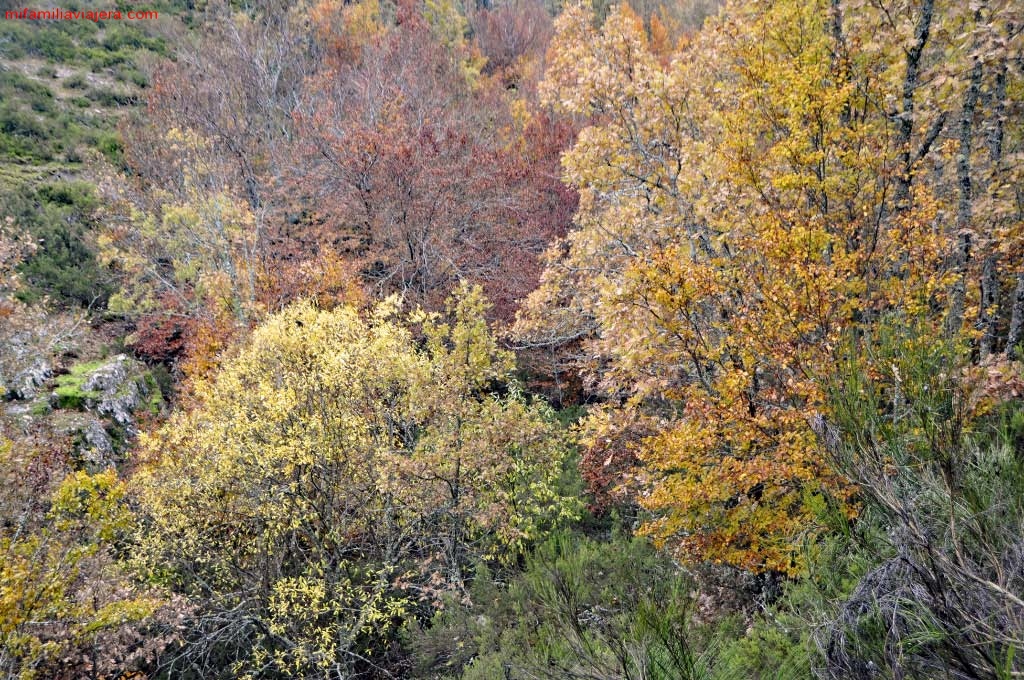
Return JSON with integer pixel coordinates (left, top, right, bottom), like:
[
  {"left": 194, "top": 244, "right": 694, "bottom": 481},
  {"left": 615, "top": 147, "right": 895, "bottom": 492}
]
[{"left": 516, "top": 0, "right": 1021, "bottom": 574}]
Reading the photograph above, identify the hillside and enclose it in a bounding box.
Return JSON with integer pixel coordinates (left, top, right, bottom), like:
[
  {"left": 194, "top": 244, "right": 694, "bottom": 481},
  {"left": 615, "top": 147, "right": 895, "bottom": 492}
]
[{"left": 1, "top": 0, "right": 1023, "bottom": 679}]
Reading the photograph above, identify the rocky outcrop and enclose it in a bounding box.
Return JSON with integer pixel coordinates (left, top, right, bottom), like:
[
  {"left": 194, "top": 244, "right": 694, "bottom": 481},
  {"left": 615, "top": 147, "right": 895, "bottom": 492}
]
[
  {"left": 7, "top": 359, "right": 52, "bottom": 400},
  {"left": 81, "top": 354, "right": 147, "bottom": 432},
  {"left": 2, "top": 354, "right": 162, "bottom": 470}
]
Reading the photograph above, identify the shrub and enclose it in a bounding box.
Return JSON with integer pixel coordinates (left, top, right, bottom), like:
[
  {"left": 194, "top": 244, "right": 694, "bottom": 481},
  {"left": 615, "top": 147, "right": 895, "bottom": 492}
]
[
  {"left": 96, "top": 132, "right": 122, "bottom": 164},
  {"left": 86, "top": 87, "right": 139, "bottom": 107},
  {"left": 411, "top": 529, "right": 715, "bottom": 680},
  {"left": 1, "top": 182, "right": 112, "bottom": 308},
  {"left": 816, "top": 320, "right": 1024, "bottom": 679},
  {"left": 64, "top": 73, "right": 87, "bottom": 89}
]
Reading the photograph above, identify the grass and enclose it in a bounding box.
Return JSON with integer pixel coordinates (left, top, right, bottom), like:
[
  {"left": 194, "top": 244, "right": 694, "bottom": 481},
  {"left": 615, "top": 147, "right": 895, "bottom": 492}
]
[
  {"left": 52, "top": 359, "right": 108, "bottom": 410},
  {"left": 0, "top": 1, "right": 187, "bottom": 308}
]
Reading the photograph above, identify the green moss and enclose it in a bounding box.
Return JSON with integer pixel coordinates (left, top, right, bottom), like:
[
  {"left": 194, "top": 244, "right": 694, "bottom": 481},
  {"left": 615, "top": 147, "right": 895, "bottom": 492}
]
[
  {"left": 52, "top": 360, "right": 107, "bottom": 410},
  {"left": 30, "top": 400, "right": 52, "bottom": 417},
  {"left": 141, "top": 371, "right": 165, "bottom": 414},
  {"left": 53, "top": 384, "right": 102, "bottom": 410}
]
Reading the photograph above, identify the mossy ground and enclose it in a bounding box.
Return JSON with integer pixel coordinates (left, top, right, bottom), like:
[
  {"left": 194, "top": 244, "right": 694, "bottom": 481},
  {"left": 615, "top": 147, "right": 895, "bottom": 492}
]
[{"left": 52, "top": 359, "right": 107, "bottom": 409}]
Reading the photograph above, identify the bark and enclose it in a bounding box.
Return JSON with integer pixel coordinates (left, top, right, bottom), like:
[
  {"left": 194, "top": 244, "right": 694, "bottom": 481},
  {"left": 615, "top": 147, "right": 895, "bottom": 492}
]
[
  {"left": 893, "top": 0, "right": 936, "bottom": 214},
  {"left": 830, "top": 0, "right": 851, "bottom": 127},
  {"left": 979, "top": 61, "right": 1007, "bottom": 357},
  {"left": 944, "top": 58, "right": 982, "bottom": 337},
  {"left": 1007, "top": 273, "right": 1024, "bottom": 359}
]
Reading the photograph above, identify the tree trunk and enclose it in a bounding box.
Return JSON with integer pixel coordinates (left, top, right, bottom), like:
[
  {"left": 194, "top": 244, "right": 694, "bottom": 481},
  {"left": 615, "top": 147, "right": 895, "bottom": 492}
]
[
  {"left": 980, "top": 59, "right": 1007, "bottom": 357},
  {"left": 944, "top": 57, "right": 982, "bottom": 337},
  {"left": 892, "top": 0, "right": 935, "bottom": 215}
]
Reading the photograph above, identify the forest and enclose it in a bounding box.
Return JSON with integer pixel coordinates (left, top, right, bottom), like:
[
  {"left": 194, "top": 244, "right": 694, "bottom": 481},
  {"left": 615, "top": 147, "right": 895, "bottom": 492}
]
[{"left": 0, "top": 0, "right": 1022, "bottom": 677}]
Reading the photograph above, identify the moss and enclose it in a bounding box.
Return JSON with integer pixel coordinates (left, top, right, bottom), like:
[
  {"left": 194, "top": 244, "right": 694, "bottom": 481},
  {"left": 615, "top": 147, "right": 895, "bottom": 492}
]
[
  {"left": 54, "top": 384, "right": 102, "bottom": 410},
  {"left": 52, "top": 360, "right": 107, "bottom": 410},
  {"left": 30, "top": 400, "right": 52, "bottom": 417},
  {"left": 140, "top": 370, "right": 165, "bottom": 414}
]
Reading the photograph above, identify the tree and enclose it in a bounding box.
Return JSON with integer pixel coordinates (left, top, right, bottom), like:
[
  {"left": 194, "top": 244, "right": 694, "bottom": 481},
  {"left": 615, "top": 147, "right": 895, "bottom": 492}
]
[
  {"left": 515, "top": 0, "right": 1021, "bottom": 574},
  {"left": 293, "top": 0, "right": 576, "bottom": 321},
  {"left": 0, "top": 440, "right": 177, "bottom": 680},
  {"left": 131, "top": 285, "right": 577, "bottom": 678}
]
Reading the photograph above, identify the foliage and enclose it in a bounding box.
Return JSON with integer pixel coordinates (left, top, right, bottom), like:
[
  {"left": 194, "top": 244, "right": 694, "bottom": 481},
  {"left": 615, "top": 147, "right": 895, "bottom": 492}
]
[
  {"left": 131, "top": 285, "right": 578, "bottom": 678},
  {"left": 516, "top": 0, "right": 1023, "bottom": 574},
  {"left": 0, "top": 180, "right": 112, "bottom": 308},
  {"left": 816, "top": 320, "right": 1024, "bottom": 679},
  {"left": 411, "top": 527, "right": 715, "bottom": 680},
  {"left": 295, "top": 0, "right": 577, "bottom": 321},
  {"left": 101, "top": 129, "right": 260, "bottom": 321},
  {"left": 2, "top": 0, "right": 1022, "bottom": 677},
  {"left": 0, "top": 440, "right": 175, "bottom": 680}
]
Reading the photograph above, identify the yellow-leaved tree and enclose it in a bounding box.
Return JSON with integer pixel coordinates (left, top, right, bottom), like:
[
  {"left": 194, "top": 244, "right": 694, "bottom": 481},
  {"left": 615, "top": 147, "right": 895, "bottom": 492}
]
[
  {"left": 0, "top": 441, "right": 174, "bottom": 680},
  {"left": 518, "top": 0, "right": 1021, "bottom": 574},
  {"left": 131, "top": 284, "right": 577, "bottom": 678}
]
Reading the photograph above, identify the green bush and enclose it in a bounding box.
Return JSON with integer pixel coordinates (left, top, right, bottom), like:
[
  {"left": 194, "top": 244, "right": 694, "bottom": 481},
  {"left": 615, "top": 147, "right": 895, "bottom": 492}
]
[
  {"left": 64, "top": 73, "right": 88, "bottom": 89},
  {"left": 816, "top": 319, "right": 1024, "bottom": 679},
  {"left": 86, "top": 86, "right": 139, "bottom": 107},
  {"left": 0, "top": 23, "right": 30, "bottom": 60},
  {"left": 410, "top": 529, "right": 715, "bottom": 680},
  {"left": 102, "top": 25, "right": 166, "bottom": 54},
  {"left": 0, "top": 72, "right": 57, "bottom": 114},
  {"left": 0, "top": 105, "right": 53, "bottom": 160},
  {"left": 96, "top": 132, "right": 122, "bottom": 164},
  {"left": 30, "top": 28, "right": 77, "bottom": 62},
  {"left": 115, "top": 67, "right": 149, "bottom": 88},
  {"left": 1, "top": 182, "right": 112, "bottom": 308},
  {"left": 87, "top": 48, "right": 132, "bottom": 71},
  {"left": 38, "top": 180, "right": 98, "bottom": 211}
]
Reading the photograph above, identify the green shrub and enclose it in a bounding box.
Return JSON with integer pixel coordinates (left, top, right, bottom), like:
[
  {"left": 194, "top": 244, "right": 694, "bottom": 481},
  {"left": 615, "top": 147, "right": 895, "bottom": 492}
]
[
  {"left": 0, "top": 105, "right": 53, "bottom": 160},
  {"left": 0, "top": 23, "right": 30, "bottom": 59},
  {"left": 30, "top": 28, "right": 77, "bottom": 61},
  {"left": 102, "top": 24, "right": 168, "bottom": 55},
  {"left": 64, "top": 73, "right": 88, "bottom": 89},
  {"left": 96, "top": 132, "right": 122, "bottom": 164},
  {"left": 87, "top": 48, "right": 132, "bottom": 71},
  {"left": 1, "top": 182, "right": 112, "bottom": 308},
  {"left": 115, "top": 67, "right": 149, "bottom": 88},
  {"left": 0, "top": 70, "right": 50, "bottom": 96},
  {"left": 86, "top": 87, "right": 139, "bottom": 107},
  {"left": 38, "top": 180, "right": 98, "bottom": 211},
  {"left": 410, "top": 529, "right": 715, "bottom": 680},
  {"left": 815, "top": 319, "right": 1024, "bottom": 679}
]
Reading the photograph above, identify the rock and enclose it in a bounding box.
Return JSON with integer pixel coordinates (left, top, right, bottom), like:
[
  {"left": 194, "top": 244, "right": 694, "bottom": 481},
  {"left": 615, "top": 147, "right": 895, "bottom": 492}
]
[
  {"left": 82, "top": 354, "right": 131, "bottom": 393},
  {"left": 79, "top": 418, "right": 115, "bottom": 471},
  {"left": 48, "top": 354, "right": 153, "bottom": 435},
  {"left": 84, "top": 355, "right": 146, "bottom": 431},
  {"left": 49, "top": 412, "right": 118, "bottom": 471},
  {"left": 8, "top": 359, "right": 52, "bottom": 400}
]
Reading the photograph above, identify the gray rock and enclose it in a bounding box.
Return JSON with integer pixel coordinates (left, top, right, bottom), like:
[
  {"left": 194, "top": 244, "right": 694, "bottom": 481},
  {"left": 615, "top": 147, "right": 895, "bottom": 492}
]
[
  {"left": 84, "top": 355, "right": 149, "bottom": 434},
  {"left": 82, "top": 354, "right": 131, "bottom": 393},
  {"left": 9, "top": 359, "right": 52, "bottom": 400},
  {"left": 79, "top": 418, "right": 115, "bottom": 471}
]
